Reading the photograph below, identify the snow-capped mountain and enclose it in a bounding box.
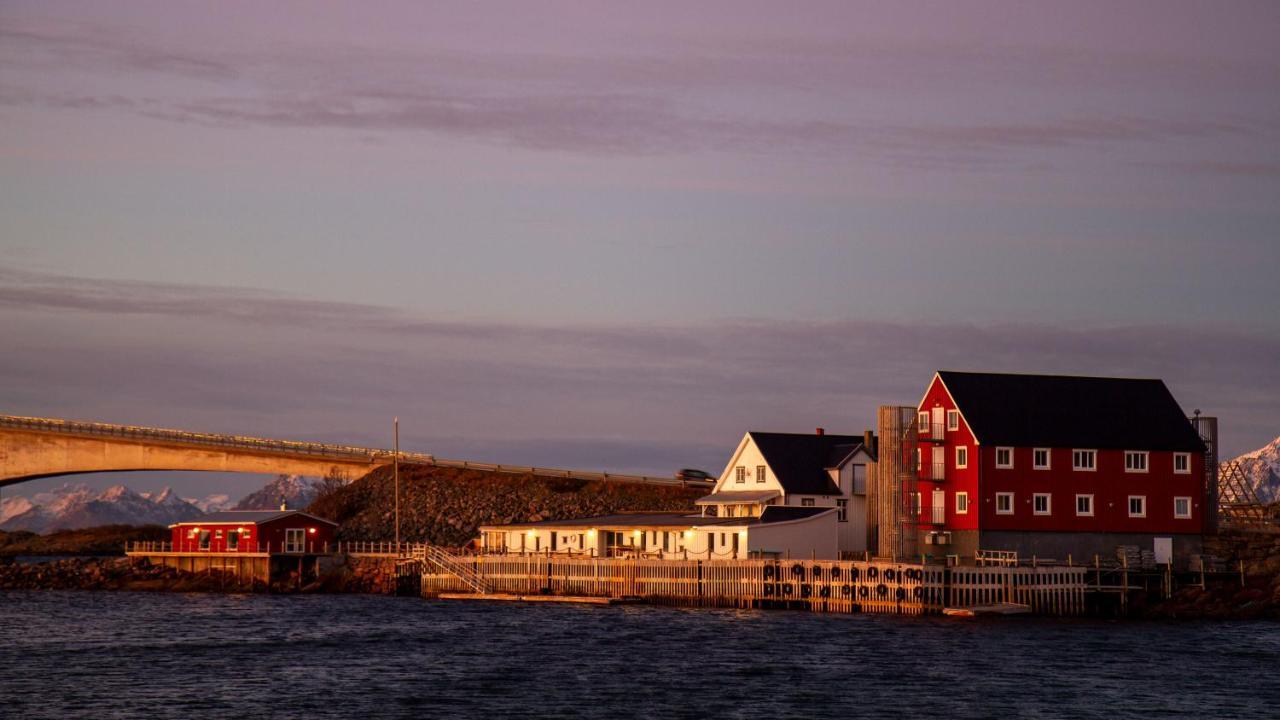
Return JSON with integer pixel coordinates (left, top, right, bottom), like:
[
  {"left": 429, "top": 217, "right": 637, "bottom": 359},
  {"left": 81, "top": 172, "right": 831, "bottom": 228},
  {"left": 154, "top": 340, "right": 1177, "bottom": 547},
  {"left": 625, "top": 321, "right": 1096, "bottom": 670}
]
[
  {"left": 0, "top": 494, "right": 35, "bottom": 525},
  {"left": 1231, "top": 436, "right": 1280, "bottom": 504},
  {"left": 233, "top": 474, "right": 325, "bottom": 511},
  {"left": 0, "top": 483, "right": 204, "bottom": 533},
  {"left": 183, "top": 493, "right": 234, "bottom": 513}
]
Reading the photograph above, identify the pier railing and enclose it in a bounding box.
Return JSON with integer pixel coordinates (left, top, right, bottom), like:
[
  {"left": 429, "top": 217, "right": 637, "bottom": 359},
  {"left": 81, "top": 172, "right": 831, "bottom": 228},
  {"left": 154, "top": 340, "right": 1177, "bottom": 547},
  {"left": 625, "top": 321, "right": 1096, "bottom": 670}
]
[{"left": 126, "top": 540, "right": 337, "bottom": 555}]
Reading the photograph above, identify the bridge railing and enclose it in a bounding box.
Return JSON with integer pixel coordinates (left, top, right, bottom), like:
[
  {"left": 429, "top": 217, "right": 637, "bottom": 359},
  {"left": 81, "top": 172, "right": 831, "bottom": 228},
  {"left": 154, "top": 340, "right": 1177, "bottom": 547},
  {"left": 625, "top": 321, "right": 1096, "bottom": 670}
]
[{"left": 0, "top": 414, "right": 713, "bottom": 489}]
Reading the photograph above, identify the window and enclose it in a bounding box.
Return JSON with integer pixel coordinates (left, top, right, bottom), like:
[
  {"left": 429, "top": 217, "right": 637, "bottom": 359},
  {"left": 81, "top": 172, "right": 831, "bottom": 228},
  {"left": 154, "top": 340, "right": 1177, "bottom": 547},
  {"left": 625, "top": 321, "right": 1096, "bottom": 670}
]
[
  {"left": 912, "top": 492, "right": 922, "bottom": 516},
  {"left": 1033, "top": 493, "right": 1051, "bottom": 515},
  {"left": 1072, "top": 449, "right": 1097, "bottom": 471},
  {"left": 955, "top": 492, "right": 969, "bottom": 514},
  {"left": 285, "top": 528, "right": 305, "bottom": 553},
  {"left": 198, "top": 530, "right": 211, "bottom": 550},
  {"left": 837, "top": 499, "right": 848, "bottom": 522},
  {"left": 735, "top": 466, "right": 746, "bottom": 483},
  {"left": 946, "top": 410, "right": 959, "bottom": 431},
  {"left": 756, "top": 465, "right": 766, "bottom": 483},
  {"left": 1128, "top": 496, "right": 1146, "bottom": 518},
  {"left": 955, "top": 446, "right": 969, "bottom": 469},
  {"left": 801, "top": 498, "right": 815, "bottom": 507},
  {"left": 995, "top": 492, "right": 1014, "bottom": 514},
  {"left": 1174, "top": 453, "right": 1191, "bottom": 474},
  {"left": 1124, "top": 451, "right": 1149, "bottom": 473},
  {"left": 1174, "top": 497, "right": 1192, "bottom": 519},
  {"left": 996, "top": 447, "right": 1013, "bottom": 469},
  {"left": 918, "top": 412, "right": 929, "bottom": 433},
  {"left": 227, "top": 531, "right": 240, "bottom": 550},
  {"left": 1033, "top": 448, "right": 1051, "bottom": 470},
  {"left": 1076, "top": 494, "right": 1094, "bottom": 517}
]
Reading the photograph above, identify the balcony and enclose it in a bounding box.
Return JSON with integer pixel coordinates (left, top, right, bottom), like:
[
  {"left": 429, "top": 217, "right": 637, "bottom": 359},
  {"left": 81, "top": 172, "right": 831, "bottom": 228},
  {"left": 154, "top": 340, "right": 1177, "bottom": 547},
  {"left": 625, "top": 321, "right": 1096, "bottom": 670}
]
[
  {"left": 917, "top": 421, "right": 946, "bottom": 442},
  {"left": 921, "top": 462, "right": 947, "bottom": 482},
  {"left": 915, "top": 505, "right": 946, "bottom": 525}
]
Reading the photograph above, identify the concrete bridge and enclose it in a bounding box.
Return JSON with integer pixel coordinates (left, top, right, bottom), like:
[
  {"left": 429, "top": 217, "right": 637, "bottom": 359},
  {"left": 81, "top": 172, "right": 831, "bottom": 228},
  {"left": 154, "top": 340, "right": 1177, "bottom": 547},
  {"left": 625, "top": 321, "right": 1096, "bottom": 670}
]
[{"left": 0, "top": 415, "right": 707, "bottom": 489}]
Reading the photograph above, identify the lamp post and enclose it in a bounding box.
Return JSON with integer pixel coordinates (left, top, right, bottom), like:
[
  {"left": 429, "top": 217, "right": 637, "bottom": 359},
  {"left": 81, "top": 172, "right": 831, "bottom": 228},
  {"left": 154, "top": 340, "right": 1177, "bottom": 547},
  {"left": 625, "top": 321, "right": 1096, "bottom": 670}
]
[{"left": 394, "top": 417, "right": 400, "bottom": 548}]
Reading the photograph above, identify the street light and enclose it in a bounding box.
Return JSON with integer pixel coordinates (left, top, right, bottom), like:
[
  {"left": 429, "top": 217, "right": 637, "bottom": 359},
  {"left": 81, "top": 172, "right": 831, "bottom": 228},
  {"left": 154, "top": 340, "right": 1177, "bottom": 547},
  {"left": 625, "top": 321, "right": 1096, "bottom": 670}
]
[{"left": 394, "top": 416, "right": 400, "bottom": 547}]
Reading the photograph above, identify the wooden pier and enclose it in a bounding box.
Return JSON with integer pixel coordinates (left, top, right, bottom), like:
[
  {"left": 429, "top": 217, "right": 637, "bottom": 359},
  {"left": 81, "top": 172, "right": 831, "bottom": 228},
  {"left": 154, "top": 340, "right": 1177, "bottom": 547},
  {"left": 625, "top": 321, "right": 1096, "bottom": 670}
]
[{"left": 416, "top": 553, "right": 1090, "bottom": 616}]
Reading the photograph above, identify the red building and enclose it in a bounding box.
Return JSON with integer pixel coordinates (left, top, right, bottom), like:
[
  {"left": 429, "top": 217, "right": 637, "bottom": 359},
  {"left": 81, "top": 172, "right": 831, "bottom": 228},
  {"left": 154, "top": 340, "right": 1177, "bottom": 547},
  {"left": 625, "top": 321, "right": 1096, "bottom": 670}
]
[
  {"left": 169, "top": 509, "right": 339, "bottom": 554},
  {"left": 914, "top": 371, "right": 1207, "bottom": 562}
]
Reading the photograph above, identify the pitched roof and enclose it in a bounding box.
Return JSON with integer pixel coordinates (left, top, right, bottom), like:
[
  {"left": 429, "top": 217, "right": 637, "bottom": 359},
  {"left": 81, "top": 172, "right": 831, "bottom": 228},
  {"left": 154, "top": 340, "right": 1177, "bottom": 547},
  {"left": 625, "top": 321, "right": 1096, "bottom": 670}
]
[
  {"left": 749, "top": 432, "right": 864, "bottom": 496},
  {"left": 936, "top": 371, "right": 1206, "bottom": 452},
  {"left": 171, "top": 510, "right": 339, "bottom": 526},
  {"left": 695, "top": 490, "right": 781, "bottom": 505}
]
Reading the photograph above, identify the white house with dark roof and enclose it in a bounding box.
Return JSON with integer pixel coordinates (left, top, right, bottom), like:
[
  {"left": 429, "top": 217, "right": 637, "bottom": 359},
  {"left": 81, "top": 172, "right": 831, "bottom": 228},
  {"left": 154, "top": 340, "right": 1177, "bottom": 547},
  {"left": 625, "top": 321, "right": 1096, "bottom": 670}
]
[{"left": 695, "top": 429, "right": 876, "bottom": 557}]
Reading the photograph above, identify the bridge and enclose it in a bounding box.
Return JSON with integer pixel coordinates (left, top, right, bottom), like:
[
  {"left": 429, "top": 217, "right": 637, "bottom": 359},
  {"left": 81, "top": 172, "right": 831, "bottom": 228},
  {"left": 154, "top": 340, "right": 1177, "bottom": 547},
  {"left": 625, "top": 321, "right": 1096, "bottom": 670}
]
[{"left": 0, "top": 414, "right": 708, "bottom": 489}]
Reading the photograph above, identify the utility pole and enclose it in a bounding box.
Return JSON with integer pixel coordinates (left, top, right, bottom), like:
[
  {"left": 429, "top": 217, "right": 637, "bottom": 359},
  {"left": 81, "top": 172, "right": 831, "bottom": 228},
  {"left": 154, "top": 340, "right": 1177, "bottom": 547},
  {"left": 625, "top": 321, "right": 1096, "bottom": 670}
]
[{"left": 394, "top": 417, "right": 401, "bottom": 548}]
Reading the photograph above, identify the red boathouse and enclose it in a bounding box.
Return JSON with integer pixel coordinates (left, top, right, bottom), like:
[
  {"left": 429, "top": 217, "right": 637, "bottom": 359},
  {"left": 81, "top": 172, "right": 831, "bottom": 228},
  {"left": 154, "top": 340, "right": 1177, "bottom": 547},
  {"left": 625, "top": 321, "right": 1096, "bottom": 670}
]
[
  {"left": 169, "top": 509, "right": 339, "bottom": 554},
  {"left": 913, "top": 371, "right": 1208, "bottom": 562}
]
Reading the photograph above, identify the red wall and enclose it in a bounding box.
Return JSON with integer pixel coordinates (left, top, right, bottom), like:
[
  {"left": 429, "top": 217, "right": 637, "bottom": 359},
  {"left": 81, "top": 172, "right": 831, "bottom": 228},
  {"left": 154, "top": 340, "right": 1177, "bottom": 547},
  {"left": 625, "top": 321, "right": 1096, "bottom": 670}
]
[
  {"left": 916, "top": 373, "right": 1206, "bottom": 537},
  {"left": 170, "top": 516, "right": 338, "bottom": 553},
  {"left": 915, "top": 375, "right": 979, "bottom": 532}
]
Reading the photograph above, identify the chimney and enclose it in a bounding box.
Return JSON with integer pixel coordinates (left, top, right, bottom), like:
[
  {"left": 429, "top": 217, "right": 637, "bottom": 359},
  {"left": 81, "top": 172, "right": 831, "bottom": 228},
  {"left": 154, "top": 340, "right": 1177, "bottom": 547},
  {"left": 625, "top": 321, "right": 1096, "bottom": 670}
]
[
  {"left": 864, "top": 429, "right": 878, "bottom": 456},
  {"left": 815, "top": 427, "right": 825, "bottom": 436}
]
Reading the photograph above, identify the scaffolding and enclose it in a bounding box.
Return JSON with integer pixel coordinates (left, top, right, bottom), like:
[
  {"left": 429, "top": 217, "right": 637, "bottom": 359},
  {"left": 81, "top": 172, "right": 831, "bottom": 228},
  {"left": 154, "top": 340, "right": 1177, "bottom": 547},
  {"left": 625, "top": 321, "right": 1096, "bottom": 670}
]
[
  {"left": 1218, "top": 459, "right": 1271, "bottom": 528},
  {"left": 873, "top": 405, "right": 919, "bottom": 560},
  {"left": 1188, "top": 414, "right": 1219, "bottom": 533}
]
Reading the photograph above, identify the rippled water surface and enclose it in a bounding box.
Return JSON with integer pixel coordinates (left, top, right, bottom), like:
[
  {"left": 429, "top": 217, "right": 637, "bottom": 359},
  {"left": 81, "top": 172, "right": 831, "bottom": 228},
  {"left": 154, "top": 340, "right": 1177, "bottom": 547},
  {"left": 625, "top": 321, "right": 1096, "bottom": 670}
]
[{"left": 0, "top": 590, "right": 1276, "bottom": 719}]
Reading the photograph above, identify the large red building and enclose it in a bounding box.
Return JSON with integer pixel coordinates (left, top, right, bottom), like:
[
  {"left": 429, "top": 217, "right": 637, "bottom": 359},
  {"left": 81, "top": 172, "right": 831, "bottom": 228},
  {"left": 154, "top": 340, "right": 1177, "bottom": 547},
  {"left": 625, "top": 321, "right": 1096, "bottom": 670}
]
[
  {"left": 914, "top": 371, "right": 1208, "bottom": 562},
  {"left": 169, "top": 509, "right": 338, "bottom": 554}
]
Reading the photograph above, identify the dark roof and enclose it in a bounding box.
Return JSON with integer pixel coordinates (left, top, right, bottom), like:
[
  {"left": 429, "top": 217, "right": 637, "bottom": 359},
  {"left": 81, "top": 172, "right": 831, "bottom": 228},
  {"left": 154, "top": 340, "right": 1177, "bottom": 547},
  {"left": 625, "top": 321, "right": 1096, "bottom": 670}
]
[
  {"left": 749, "top": 432, "right": 864, "bottom": 496},
  {"left": 695, "top": 489, "right": 781, "bottom": 505},
  {"left": 936, "top": 371, "right": 1206, "bottom": 452},
  {"left": 172, "top": 510, "right": 338, "bottom": 526},
  {"left": 757, "top": 506, "right": 835, "bottom": 524}
]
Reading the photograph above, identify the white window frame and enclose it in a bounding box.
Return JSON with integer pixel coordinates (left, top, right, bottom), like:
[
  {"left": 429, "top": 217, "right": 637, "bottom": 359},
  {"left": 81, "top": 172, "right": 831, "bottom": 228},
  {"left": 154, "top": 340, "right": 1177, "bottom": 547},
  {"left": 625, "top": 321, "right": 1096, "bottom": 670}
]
[
  {"left": 1075, "top": 494, "right": 1094, "bottom": 517},
  {"left": 837, "top": 498, "right": 848, "bottom": 522},
  {"left": 955, "top": 446, "right": 969, "bottom": 470},
  {"left": 1128, "top": 495, "right": 1146, "bottom": 518},
  {"left": 918, "top": 412, "right": 929, "bottom": 433},
  {"left": 995, "top": 447, "right": 1014, "bottom": 469},
  {"left": 1173, "top": 453, "right": 1191, "bottom": 474},
  {"left": 955, "top": 491, "right": 969, "bottom": 515},
  {"left": 1174, "top": 496, "right": 1192, "bottom": 519},
  {"left": 1072, "top": 449, "right": 1097, "bottom": 472},
  {"left": 1033, "top": 448, "right": 1051, "bottom": 470},
  {"left": 946, "top": 409, "right": 959, "bottom": 431},
  {"left": 995, "top": 492, "right": 1014, "bottom": 515},
  {"left": 801, "top": 498, "right": 815, "bottom": 507},
  {"left": 1124, "top": 451, "right": 1149, "bottom": 474},
  {"left": 1033, "top": 493, "right": 1051, "bottom": 516},
  {"left": 755, "top": 465, "right": 766, "bottom": 483},
  {"left": 735, "top": 466, "right": 746, "bottom": 483}
]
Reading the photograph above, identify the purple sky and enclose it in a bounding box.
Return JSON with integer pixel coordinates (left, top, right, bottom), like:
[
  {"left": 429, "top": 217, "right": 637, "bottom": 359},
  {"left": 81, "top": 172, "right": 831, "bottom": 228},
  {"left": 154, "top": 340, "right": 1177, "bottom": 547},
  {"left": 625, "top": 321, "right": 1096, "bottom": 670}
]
[{"left": 2, "top": 1, "right": 1278, "bottom": 499}]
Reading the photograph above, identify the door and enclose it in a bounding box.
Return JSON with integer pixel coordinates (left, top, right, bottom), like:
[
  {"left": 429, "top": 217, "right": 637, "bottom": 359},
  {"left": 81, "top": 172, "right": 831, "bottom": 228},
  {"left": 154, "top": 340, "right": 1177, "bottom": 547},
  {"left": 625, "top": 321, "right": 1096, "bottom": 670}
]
[
  {"left": 1154, "top": 537, "right": 1173, "bottom": 565},
  {"left": 931, "top": 446, "right": 945, "bottom": 481},
  {"left": 931, "top": 407, "right": 945, "bottom": 439},
  {"left": 932, "top": 489, "right": 946, "bottom": 524},
  {"left": 285, "top": 528, "right": 305, "bottom": 553}
]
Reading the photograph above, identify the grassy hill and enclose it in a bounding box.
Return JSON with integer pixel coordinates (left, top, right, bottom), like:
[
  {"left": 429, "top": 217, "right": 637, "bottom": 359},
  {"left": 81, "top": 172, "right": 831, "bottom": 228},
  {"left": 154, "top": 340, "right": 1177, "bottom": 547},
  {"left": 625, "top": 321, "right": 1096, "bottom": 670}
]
[{"left": 308, "top": 464, "right": 704, "bottom": 546}]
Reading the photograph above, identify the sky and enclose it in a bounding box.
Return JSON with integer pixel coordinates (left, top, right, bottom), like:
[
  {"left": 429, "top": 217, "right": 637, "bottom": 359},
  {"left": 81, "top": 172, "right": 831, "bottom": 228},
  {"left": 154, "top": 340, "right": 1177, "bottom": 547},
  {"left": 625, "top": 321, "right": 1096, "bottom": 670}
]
[{"left": 2, "top": 1, "right": 1278, "bottom": 501}]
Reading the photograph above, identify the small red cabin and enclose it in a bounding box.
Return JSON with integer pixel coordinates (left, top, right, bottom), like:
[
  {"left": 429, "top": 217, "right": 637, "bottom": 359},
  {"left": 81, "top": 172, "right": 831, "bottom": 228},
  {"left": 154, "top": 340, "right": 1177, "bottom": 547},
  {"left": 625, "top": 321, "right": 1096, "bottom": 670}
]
[{"left": 169, "top": 510, "right": 339, "bottom": 554}]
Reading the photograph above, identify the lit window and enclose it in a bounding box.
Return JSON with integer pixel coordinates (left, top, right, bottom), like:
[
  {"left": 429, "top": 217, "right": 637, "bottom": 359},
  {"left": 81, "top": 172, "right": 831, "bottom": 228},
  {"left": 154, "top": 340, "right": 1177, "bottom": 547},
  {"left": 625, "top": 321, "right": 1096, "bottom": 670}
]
[
  {"left": 1174, "top": 453, "right": 1191, "bottom": 474},
  {"left": 1033, "top": 448, "right": 1050, "bottom": 470},
  {"left": 955, "top": 492, "right": 969, "bottom": 514},
  {"left": 735, "top": 466, "right": 746, "bottom": 483},
  {"left": 946, "top": 410, "right": 959, "bottom": 431},
  {"left": 1124, "top": 451, "right": 1148, "bottom": 473},
  {"left": 1128, "top": 496, "right": 1146, "bottom": 518},
  {"left": 1033, "top": 493, "right": 1051, "bottom": 515},
  {"left": 995, "top": 492, "right": 1013, "bottom": 514},
  {"left": 996, "top": 447, "right": 1013, "bottom": 469},
  {"left": 755, "top": 465, "right": 766, "bottom": 483},
  {"left": 955, "top": 446, "right": 969, "bottom": 469},
  {"left": 1174, "top": 497, "right": 1192, "bottom": 519},
  {"left": 837, "top": 499, "right": 848, "bottom": 522},
  {"left": 1075, "top": 494, "right": 1094, "bottom": 517},
  {"left": 1072, "top": 449, "right": 1097, "bottom": 471}
]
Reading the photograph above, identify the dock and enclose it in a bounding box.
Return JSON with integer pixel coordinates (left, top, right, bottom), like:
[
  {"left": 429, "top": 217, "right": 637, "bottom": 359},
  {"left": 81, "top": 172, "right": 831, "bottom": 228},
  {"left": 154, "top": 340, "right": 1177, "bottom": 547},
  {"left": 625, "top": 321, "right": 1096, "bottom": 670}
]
[
  {"left": 437, "top": 592, "right": 640, "bottom": 605},
  {"left": 943, "top": 602, "right": 1032, "bottom": 617}
]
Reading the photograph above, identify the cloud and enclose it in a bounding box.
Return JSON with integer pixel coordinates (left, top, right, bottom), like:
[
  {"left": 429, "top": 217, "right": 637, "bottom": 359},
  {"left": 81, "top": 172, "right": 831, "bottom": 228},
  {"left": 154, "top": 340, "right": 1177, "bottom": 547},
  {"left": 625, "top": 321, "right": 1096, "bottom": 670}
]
[{"left": 2, "top": 266, "right": 1277, "bottom": 468}]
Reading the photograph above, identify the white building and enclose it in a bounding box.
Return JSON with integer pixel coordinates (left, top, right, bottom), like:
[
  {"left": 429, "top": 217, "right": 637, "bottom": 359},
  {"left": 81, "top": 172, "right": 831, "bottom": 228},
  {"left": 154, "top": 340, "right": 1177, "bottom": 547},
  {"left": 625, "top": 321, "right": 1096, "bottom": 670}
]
[
  {"left": 696, "top": 429, "right": 875, "bottom": 556},
  {"left": 478, "top": 507, "right": 838, "bottom": 560}
]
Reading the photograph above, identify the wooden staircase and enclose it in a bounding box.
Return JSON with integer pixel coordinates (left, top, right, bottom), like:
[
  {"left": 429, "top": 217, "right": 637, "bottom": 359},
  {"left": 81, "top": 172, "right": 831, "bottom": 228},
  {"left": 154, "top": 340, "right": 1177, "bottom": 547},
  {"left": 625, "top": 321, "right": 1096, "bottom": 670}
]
[{"left": 417, "top": 545, "right": 490, "bottom": 594}]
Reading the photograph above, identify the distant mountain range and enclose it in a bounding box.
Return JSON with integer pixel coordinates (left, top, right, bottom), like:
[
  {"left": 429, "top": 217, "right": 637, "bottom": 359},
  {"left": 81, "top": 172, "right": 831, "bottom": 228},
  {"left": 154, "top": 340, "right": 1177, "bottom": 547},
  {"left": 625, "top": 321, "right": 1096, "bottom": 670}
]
[
  {"left": 1232, "top": 436, "right": 1280, "bottom": 504},
  {"left": 0, "top": 474, "right": 329, "bottom": 534}
]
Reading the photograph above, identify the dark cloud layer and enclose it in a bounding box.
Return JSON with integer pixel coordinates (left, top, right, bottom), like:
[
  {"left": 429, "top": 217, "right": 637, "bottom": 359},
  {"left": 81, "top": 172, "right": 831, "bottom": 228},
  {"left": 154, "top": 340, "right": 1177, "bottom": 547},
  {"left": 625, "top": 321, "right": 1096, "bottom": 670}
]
[{"left": 3, "top": 267, "right": 1276, "bottom": 473}]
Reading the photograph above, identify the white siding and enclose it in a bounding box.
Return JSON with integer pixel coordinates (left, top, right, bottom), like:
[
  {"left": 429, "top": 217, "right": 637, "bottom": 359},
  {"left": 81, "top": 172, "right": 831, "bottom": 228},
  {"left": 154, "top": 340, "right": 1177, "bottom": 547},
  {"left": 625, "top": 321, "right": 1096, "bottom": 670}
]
[{"left": 747, "top": 511, "right": 839, "bottom": 560}]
